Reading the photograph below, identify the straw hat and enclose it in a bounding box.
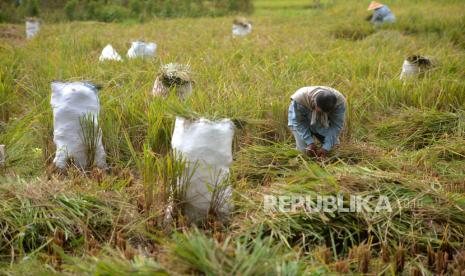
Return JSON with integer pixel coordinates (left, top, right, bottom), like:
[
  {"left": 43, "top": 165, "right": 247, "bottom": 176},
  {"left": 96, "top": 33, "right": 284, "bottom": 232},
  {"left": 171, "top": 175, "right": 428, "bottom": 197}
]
[{"left": 367, "top": 1, "right": 384, "bottom": 11}]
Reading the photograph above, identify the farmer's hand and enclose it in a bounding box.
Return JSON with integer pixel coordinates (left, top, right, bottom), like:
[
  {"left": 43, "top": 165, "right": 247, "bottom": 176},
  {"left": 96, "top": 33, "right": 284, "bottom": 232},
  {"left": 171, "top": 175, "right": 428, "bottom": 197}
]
[
  {"left": 317, "top": 148, "right": 328, "bottom": 158},
  {"left": 306, "top": 144, "right": 317, "bottom": 157}
]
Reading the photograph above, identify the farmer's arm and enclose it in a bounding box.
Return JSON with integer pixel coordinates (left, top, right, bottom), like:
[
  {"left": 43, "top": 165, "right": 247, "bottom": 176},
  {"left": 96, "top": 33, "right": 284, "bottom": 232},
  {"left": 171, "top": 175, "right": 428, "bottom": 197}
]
[
  {"left": 371, "top": 9, "right": 385, "bottom": 22},
  {"left": 289, "top": 101, "right": 314, "bottom": 146},
  {"left": 322, "top": 104, "right": 345, "bottom": 151}
]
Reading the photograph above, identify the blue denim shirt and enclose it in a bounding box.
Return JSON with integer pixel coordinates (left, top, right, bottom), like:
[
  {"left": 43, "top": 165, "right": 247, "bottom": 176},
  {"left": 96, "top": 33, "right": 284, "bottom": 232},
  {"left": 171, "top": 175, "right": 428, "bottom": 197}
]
[
  {"left": 372, "top": 6, "right": 396, "bottom": 24},
  {"left": 288, "top": 100, "right": 345, "bottom": 151}
]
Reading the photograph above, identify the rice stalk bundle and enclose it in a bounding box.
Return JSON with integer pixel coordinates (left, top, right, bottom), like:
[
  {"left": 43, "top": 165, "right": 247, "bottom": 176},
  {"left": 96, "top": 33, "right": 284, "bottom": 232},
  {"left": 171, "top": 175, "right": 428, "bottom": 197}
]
[
  {"left": 376, "top": 109, "right": 464, "bottom": 149},
  {"left": 233, "top": 142, "right": 306, "bottom": 185},
  {"left": 412, "top": 137, "right": 465, "bottom": 163},
  {"left": 327, "top": 142, "right": 401, "bottom": 171},
  {"left": 79, "top": 113, "right": 102, "bottom": 170},
  {"left": 233, "top": 17, "right": 251, "bottom": 28},
  {"left": 159, "top": 63, "right": 192, "bottom": 87},
  {"left": 153, "top": 63, "right": 193, "bottom": 100}
]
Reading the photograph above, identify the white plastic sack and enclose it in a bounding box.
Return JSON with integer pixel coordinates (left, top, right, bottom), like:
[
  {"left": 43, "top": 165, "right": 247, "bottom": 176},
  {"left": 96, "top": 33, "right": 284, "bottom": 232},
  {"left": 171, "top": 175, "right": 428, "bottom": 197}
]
[
  {"left": 51, "top": 81, "right": 107, "bottom": 169},
  {"left": 152, "top": 77, "right": 192, "bottom": 100},
  {"left": 400, "top": 59, "right": 420, "bottom": 80},
  {"left": 127, "top": 41, "right": 157, "bottom": 59},
  {"left": 400, "top": 56, "right": 432, "bottom": 80},
  {"left": 99, "top": 44, "right": 122, "bottom": 62},
  {"left": 232, "top": 23, "right": 252, "bottom": 36},
  {"left": 171, "top": 117, "right": 235, "bottom": 223},
  {"left": 26, "top": 19, "right": 40, "bottom": 39}
]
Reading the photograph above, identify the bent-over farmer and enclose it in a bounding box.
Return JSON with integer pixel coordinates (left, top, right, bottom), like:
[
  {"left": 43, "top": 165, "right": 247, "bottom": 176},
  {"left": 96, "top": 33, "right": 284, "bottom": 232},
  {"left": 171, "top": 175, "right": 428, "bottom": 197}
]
[
  {"left": 288, "top": 86, "right": 346, "bottom": 158},
  {"left": 367, "top": 1, "right": 396, "bottom": 25}
]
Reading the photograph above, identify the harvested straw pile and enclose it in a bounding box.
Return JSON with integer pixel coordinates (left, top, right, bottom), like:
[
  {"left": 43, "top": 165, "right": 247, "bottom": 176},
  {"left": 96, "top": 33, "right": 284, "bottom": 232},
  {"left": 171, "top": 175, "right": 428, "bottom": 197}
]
[
  {"left": 233, "top": 142, "right": 305, "bottom": 185},
  {"left": 327, "top": 142, "right": 398, "bottom": 169},
  {"left": 244, "top": 165, "right": 465, "bottom": 257},
  {"left": 376, "top": 109, "right": 464, "bottom": 149},
  {"left": 0, "top": 177, "right": 143, "bottom": 260}
]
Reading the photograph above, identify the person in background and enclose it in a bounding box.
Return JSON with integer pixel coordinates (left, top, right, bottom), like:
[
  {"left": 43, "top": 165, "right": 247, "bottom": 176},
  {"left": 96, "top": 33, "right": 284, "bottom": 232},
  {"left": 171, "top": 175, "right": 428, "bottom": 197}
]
[
  {"left": 367, "top": 1, "right": 396, "bottom": 25},
  {"left": 288, "top": 86, "right": 346, "bottom": 158}
]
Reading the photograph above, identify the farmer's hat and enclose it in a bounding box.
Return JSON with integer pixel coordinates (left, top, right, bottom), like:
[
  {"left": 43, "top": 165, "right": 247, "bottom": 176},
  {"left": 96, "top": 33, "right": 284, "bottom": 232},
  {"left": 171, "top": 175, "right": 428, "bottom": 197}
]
[{"left": 367, "top": 1, "right": 384, "bottom": 11}]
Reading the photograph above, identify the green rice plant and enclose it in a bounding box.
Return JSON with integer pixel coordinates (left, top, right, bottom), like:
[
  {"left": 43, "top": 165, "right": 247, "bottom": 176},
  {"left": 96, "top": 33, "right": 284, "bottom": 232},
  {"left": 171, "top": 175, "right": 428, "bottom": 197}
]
[
  {"left": 0, "top": 111, "right": 43, "bottom": 175},
  {"left": 331, "top": 23, "right": 375, "bottom": 41},
  {"left": 0, "top": 257, "right": 61, "bottom": 275},
  {"left": 125, "top": 135, "right": 193, "bottom": 227},
  {"left": 146, "top": 100, "right": 174, "bottom": 155},
  {"left": 170, "top": 228, "right": 305, "bottom": 275},
  {"left": 79, "top": 112, "right": 101, "bottom": 170},
  {"left": 155, "top": 151, "right": 193, "bottom": 227},
  {"left": 0, "top": 63, "right": 18, "bottom": 122},
  {"left": 207, "top": 172, "right": 232, "bottom": 224},
  {"left": 64, "top": 248, "right": 168, "bottom": 276}
]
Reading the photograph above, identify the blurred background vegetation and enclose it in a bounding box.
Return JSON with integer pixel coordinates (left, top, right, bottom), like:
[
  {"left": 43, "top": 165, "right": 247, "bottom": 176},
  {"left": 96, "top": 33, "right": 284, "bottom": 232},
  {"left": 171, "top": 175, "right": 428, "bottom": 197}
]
[{"left": 0, "top": 0, "right": 254, "bottom": 22}]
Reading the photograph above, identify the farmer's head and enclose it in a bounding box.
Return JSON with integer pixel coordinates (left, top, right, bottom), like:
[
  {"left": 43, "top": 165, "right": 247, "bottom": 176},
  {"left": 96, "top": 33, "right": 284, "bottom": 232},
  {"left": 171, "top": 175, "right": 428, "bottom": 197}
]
[{"left": 315, "top": 91, "right": 337, "bottom": 113}]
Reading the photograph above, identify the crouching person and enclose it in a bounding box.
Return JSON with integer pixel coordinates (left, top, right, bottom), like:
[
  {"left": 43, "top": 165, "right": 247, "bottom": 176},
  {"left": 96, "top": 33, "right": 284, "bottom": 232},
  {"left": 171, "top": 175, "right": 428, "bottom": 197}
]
[
  {"left": 288, "top": 86, "right": 346, "bottom": 158},
  {"left": 367, "top": 1, "right": 395, "bottom": 25}
]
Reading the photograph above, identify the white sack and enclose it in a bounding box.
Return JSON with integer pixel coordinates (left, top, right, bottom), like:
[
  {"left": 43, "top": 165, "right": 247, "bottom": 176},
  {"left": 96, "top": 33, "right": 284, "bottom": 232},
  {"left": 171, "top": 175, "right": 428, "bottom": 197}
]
[
  {"left": 400, "top": 60, "right": 420, "bottom": 80},
  {"left": 26, "top": 19, "right": 40, "bottom": 39},
  {"left": 171, "top": 117, "right": 235, "bottom": 223},
  {"left": 51, "top": 81, "right": 107, "bottom": 169},
  {"left": 127, "top": 41, "right": 157, "bottom": 59},
  {"left": 99, "top": 44, "right": 122, "bottom": 62},
  {"left": 152, "top": 76, "right": 192, "bottom": 100},
  {"left": 232, "top": 23, "right": 252, "bottom": 36}
]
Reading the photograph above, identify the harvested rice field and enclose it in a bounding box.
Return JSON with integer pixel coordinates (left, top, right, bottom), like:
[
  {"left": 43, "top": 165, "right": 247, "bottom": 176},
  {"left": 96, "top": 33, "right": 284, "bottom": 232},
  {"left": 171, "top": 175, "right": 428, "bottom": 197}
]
[{"left": 0, "top": 0, "right": 465, "bottom": 275}]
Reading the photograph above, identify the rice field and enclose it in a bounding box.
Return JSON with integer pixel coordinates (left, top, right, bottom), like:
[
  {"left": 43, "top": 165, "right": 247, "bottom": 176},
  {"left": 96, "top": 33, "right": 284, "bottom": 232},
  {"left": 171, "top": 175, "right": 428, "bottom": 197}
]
[{"left": 1, "top": 0, "right": 465, "bottom": 274}]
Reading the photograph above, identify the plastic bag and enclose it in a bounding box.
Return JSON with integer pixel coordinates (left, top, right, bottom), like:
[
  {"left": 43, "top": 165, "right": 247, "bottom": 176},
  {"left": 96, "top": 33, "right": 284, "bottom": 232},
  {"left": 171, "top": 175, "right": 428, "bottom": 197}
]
[
  {"left": 400, "top": 56, "right": 432, "bottom": 80},
  {"left": 99, "top": 44, "right": 122, "bottom": 62},
  {"left": 152, "top": 76, "right": 192, "bottom": 100},
  {"left": 171, "top": 117, "right": 235, "bottom": 223},
  {"left": 232, "top": 23, "right": 252, "bottom": 36},
  {"left": 400, "top": 60, "right": 420, "bottom": 80},
  {"left": 127, "top": 41, "right": 157, "bottom": 59},
  {"left": 26, "top": 19, "right": 40, "bottom": 39},
  {"left": 51, "top": 81, "right": 107, "bottom": 169}
]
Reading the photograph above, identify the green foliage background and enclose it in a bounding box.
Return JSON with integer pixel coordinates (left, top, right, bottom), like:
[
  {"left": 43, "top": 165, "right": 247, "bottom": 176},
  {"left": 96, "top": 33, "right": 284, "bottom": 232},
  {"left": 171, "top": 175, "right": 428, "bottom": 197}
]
[{"left": 0, "top": 0, "right": 253, "bottom": 22}]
